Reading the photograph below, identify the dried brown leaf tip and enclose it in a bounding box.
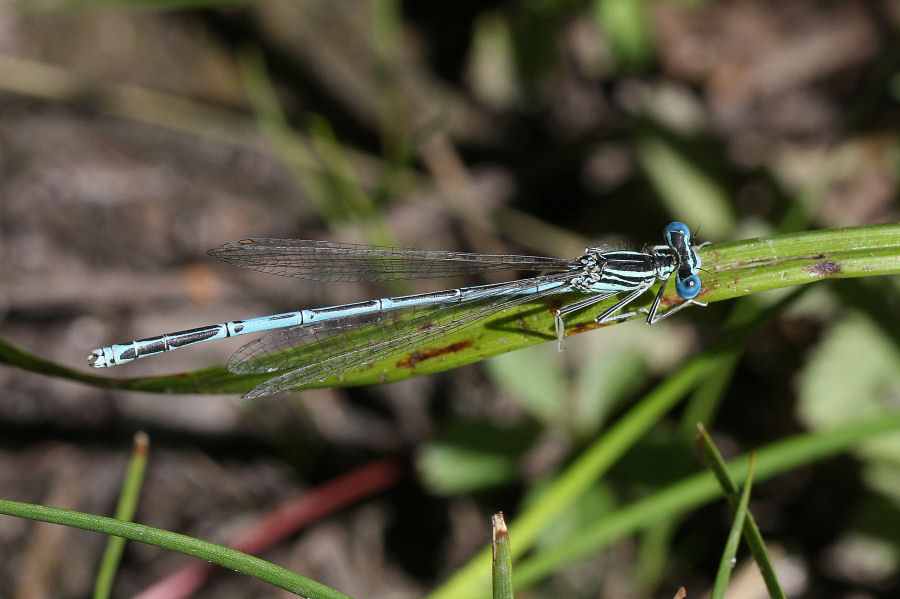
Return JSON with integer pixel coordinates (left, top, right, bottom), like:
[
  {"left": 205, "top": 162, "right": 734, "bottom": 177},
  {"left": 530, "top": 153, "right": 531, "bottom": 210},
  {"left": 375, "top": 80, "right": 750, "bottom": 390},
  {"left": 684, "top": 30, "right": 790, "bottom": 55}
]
[{"left": 491, "top": 512, "right": 508, "bottom": 561}]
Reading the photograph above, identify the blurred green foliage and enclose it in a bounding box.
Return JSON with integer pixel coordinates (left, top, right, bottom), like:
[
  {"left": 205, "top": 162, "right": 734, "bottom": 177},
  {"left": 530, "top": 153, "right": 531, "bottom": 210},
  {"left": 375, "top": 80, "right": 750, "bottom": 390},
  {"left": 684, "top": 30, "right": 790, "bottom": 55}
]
[{"left": 0, "top": 1, "right": 898, "bottom": 598}]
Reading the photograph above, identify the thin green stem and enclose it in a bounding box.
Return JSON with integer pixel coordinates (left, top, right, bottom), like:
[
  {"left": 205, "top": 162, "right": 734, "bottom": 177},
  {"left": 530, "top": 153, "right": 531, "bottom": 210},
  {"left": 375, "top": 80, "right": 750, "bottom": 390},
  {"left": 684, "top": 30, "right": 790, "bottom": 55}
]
[
  {"left": 492, "top": 513, "right": 514, "bottom": 599},
  {"left": 508, "top": 413, "right": 900, "bottom": 594},
  {"left": 0, "top": 499, "right": 354, "bottom": 599},
  {"left": 697, "top": 426, "right": 786, "bottom": 599},
  {"left": 92, "top": 433, "right": 150, "bottom": 599},
  {"left": 711, "top": 455, "right": 755, "bottom": 599},
  {"left": 426, "top": 355, "right": 718, "bottom": 599}
]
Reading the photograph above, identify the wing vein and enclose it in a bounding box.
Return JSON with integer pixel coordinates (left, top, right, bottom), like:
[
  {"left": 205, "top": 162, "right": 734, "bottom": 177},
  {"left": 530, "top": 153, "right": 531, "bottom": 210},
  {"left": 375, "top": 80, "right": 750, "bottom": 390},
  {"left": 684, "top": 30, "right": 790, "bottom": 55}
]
[{"left": 210, "top": 238, "right": 575, "bottom": 281}]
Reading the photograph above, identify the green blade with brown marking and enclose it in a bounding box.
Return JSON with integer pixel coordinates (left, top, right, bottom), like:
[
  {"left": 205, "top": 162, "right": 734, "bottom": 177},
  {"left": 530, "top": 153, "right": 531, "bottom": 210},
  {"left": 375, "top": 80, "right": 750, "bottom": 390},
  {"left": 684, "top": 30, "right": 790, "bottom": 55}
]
[{"left": 2, "top": 223, "right": 898, "bottom": 395}]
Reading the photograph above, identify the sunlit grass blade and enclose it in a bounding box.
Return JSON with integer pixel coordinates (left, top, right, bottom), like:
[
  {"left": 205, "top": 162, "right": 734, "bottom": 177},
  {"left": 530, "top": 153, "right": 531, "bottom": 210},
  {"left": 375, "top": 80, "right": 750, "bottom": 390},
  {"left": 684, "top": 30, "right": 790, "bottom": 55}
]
[
  {"left": 504, "top": 412, "right": 900, "bottom": 598},
  {"left": 426, "top": 355, "right": 718, "bottom": 599}
]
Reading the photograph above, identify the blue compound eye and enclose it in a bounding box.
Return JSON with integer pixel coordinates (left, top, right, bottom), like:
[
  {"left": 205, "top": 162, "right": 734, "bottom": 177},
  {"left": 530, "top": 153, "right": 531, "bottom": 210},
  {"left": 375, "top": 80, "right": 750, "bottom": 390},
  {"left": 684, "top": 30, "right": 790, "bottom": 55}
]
[
  {"left": 676, "top": 274, "right": 701, "bottom": 299},
  {"left": 664, "top": 221, "right": 691, "bottom": 241}
]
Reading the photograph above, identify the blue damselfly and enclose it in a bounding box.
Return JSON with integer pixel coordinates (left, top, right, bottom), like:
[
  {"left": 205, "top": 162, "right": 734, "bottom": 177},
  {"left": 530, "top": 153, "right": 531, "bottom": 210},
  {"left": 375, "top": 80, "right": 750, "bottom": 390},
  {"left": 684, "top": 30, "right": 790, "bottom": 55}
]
[{"left": 89, "top": 222, "right": 705, "bottom": 398}]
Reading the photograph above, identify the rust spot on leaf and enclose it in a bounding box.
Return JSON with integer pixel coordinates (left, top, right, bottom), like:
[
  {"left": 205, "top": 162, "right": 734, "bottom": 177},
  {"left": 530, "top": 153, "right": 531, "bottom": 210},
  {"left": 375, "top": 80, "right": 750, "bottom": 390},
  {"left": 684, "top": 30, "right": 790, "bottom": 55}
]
[
  {"left": 567, "top": 322, "right": 603, "bottom": 337},
  {"left": 396, "top": 340, "right": 475, "bottom": 369},
  {"left": 805, "top": 260, "right": 842, "bottom": 277}
]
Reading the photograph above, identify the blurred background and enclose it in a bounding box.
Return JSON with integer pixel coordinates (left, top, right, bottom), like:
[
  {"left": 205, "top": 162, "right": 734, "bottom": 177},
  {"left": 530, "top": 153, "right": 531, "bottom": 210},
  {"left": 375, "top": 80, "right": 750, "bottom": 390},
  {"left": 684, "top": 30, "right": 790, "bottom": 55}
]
[{"left": 0, "top": 0, "right": 899, "bottom": 597}]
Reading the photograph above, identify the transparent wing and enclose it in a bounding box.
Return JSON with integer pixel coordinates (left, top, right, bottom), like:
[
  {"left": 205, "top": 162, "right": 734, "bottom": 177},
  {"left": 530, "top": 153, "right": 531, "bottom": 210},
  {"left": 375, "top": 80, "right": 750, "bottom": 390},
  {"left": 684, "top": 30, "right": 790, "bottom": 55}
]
[
  {"left": 209, "top": 238, "right": 575, "bottom": 281},
  {"left": 233, "top": 274, "right": 574, "bottom": 398},
  {"left": 229, "top": 308, "right": 401, "bottom": 375}
]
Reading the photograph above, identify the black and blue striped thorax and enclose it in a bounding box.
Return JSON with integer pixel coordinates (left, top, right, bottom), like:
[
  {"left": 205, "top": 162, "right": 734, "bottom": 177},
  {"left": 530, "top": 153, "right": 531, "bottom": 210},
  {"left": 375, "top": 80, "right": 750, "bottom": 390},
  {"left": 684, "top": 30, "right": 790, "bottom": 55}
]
[{"left": 567, "top": 250, "right": 676, "bottom": 294}]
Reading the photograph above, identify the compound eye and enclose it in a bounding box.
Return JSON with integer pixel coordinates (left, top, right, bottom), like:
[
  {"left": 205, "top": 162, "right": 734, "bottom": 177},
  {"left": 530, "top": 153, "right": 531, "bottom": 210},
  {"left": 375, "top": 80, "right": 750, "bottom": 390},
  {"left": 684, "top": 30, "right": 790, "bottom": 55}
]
[
  {"left": 676, "top": 274, "right": 701, "bottom": 299},
  {"left": 665, "top": 221, "right": 690, "bottom": 239}
]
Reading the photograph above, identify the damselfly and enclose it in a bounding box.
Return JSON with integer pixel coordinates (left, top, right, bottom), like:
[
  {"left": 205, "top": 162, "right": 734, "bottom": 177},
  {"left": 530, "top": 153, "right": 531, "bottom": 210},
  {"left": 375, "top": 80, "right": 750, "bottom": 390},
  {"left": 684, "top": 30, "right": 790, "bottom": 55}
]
[{"left": 89, "top": 222, "right": 706, "bottom": 398}]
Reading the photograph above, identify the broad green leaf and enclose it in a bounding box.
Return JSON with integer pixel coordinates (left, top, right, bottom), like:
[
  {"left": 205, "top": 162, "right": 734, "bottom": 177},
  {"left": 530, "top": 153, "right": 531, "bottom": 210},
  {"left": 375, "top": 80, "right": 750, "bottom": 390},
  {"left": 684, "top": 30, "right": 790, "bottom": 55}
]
[
  {"left": 797, "top": 312, "right": 900, "bottom": 503},
  {"left": 636, "top": 132, "right": 735, "bottom": 239},
  {"left": 483, "top": 345, "right": 567, "bottom": 427},
  {"left": 417, "top": 421, "right": 541, "bottom": 495},
  {"left": 594, "top": 0, "right": 655, "bottom": 69},
  {"left": 569, "top": 331, "right": 650, "bottom": 440},
  {"left": 797, "top": 313, "right": 900, "bottom": 434}
]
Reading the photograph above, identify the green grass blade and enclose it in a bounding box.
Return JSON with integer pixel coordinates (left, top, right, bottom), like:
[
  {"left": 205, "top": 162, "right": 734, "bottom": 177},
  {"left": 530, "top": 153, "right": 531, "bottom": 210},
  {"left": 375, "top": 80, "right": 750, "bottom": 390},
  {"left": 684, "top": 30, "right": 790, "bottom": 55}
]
[
  {"left": 508, "top": 412, "right": 900, "bottom": 594},
  {"left": 0, "top": 499, "right": 354, "bottom": 599},
  {"left": 3, "top": 224, "right": 898, "bottom": 395},
  {"left": 0, "top": 337, "right": 265, "bottom": 394},
  {"left": 426, "top": 354, "right": 718, "bottom": 599},
  {"left": 492, "top": 513, "right": 514, "bottom": 599},
  {"left": 701, "top": 223, "right": 900, "bottom": 302},
  {"left": 92, "top": 433, "right": 150, "bottom": 599},
  {"left": 710, "top": 455, "right": 755, "bottom": 599},
  {"left": 431, "top": 285, "right": 790, "bottom": 597},
  {"left": 697, "top": 425, "right": 786, "bottom": 599}
]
